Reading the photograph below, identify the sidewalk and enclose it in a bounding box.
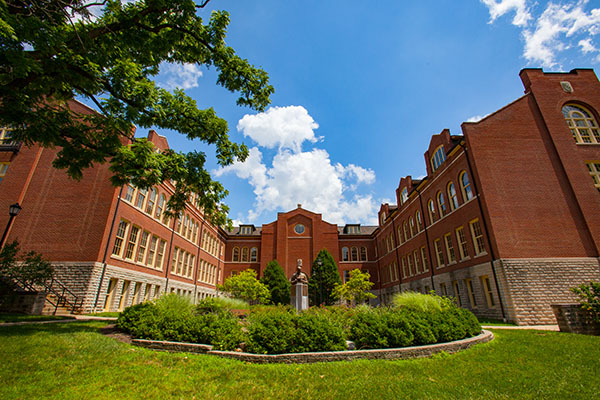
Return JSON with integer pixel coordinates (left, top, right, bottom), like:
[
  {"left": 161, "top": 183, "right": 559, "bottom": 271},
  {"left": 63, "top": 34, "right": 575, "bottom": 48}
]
[
  {"left": 482, "top": 324, "right": 559, "bottom": 331},
  {"left": 0, "top": 315, "right": 117, "bottom": 327}
]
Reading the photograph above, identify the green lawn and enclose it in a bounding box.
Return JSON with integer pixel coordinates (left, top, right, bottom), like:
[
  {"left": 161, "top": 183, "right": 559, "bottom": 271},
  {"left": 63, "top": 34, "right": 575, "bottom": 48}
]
[
  {"left": 0, "top": 321, "right": 598, "bottom": 399},
  {"left": 0, "top": 313, "right": 75, "bottom": 323},
  {"left": 82, "top": 312, "right": 120, "bottom": 318}
]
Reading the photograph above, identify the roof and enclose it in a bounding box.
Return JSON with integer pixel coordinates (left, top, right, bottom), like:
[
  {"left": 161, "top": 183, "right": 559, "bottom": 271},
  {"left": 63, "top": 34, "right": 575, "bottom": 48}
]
[{"left": 337, "top": 225, "right": 378, "bottom": 236}]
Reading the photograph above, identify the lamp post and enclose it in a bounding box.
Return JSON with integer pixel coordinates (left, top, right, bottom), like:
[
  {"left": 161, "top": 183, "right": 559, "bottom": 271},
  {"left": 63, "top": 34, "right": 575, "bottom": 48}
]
[
  {"left": 0, "top": 203, "right": 22, "bottom": 249},
  {"left": 317, "top": 257, "right": 323, "bottom": 306}
]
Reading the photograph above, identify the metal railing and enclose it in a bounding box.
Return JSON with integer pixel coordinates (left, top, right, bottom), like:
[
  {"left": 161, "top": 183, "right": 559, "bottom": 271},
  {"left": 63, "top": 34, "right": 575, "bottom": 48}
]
[{"left": 4, "top": 275, "right": 83, "bottom": 315}]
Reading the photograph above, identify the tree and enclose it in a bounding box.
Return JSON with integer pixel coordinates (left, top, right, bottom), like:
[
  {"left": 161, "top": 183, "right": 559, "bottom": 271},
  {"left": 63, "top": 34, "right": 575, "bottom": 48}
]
[
  {"left": 0, "top": 0, "right": 274, "bottom": 225},
  {"left": 0, "top": 241, "right": 53, "bottom": 287},
  {"left": 332, "top": 269, "right": 375, "bottom": 306},
  {"left": 308, "top": 249, "right": 341, "bottom": 306},
  {"left": 260, "top": 260, "right": 290, "bottom": 305},
  {"left": 217, "top": 269, "right": 270, "bottom": 304}
]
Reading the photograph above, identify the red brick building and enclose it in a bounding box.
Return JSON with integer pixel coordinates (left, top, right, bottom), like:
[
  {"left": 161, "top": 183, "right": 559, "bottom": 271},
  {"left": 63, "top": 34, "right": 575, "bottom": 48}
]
[{"left": 1, "top": 68, "right": 600, "bottom": 324}]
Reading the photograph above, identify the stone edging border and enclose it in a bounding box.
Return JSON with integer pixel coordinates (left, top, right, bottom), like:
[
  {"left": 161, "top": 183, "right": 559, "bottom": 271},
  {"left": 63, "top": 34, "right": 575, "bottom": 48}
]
[{"left": 131, "top": 329, "right": 494, "bottom": 364}]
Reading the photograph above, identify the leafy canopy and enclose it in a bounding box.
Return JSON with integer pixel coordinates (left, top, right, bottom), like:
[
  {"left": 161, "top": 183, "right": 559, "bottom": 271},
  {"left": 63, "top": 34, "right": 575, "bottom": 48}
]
[
  {"left": 217, "top": 269, "right": 270, "bottom": 304},
  {"left": 260, "top": 260, "right": 290, "bottom": 305},
  {"left": 0, "top": 241, "right": 54, "bottom": 286},
  {"left": 332, "top": 269, "right": 375, "bottom": 306},
  {"left": 308, "top": 249, "right": 341, "bottom": 306},
  {"left": 0, "top": 0, "right": 274, "bottom": 225}
]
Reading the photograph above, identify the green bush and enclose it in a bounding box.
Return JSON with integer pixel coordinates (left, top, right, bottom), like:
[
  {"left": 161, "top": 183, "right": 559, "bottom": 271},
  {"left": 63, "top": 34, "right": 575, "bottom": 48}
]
[
  {"left": 116, "top": 294, "right": 244, "bottom": 350},
  {"left": 571, "top": 281, "right": 600, "bottom": 323},
  {"left": 392, "top": 291, "right": 443, "bottom": 312},
  {"left": 295, "top": 312, "right": 346, "bottom": 352},
  {"left": 349, "top": 307, "right": 414, "bottom": 349},
  {"left": 196, "top": 297, "right": 249, "bottom": 315}
]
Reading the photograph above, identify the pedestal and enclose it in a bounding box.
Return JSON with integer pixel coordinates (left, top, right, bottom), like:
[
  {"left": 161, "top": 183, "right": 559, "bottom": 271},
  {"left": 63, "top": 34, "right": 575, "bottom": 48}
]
[{"left": 290, "top": 282, "right": 309, "bottom": 311}]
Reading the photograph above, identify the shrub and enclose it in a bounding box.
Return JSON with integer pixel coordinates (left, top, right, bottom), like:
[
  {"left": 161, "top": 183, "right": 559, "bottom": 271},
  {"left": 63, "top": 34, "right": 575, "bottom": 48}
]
[
  {"left": 116, "top": 294, "right": 244, "bottom": 350},
  {"left": 349, "top": 307, "right": 413, "bottom": 349},
  {"left": 245, "top": 307, "right": 297, "bottom": 354},
  {"left": 295, "top": 312, "right": 346, "bottom": 352},
  {"left": 261, "top": 260, "right": 291, "bottom": 305},
  {"left": 196, "top": 297, "right": 249, "bottom": 315},
  {"left": 571, "top": 281, "right": 600, "bottom": 323},
  {"left": 392, "top": 291, "right": 443, "bottom": 312}
]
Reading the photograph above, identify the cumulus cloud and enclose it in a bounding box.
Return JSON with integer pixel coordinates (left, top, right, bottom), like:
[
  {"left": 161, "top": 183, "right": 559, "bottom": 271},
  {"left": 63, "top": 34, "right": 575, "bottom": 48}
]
[
  {"left": 481, "top": 0, "right": 532, "bottom": 27},
  {"left": 160, "top": 63, "right": 204, "bottom": 90},
  {"left": 215, "top": 147, "right": 378, "bottom": 225},
  {"left": 482, "top": 1, "right": 600, "bottom": 68},
  {"left": 237, "top": 106, "right": 321, "bottom": 152},
  {"left": 466, "top": 114, "right": 489, "bottom": 123}
]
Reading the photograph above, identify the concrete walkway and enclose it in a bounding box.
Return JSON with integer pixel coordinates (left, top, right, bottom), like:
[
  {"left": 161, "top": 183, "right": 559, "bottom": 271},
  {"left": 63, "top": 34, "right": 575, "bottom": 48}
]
[
  {"left": 0, "top": 315, "right": 118, "bottom": 327},
  {"left": 482, "top": 324, "right": 559, "bottom": 331}
]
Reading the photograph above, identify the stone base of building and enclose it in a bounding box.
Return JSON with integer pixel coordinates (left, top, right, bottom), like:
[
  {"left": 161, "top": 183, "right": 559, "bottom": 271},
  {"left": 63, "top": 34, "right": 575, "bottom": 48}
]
[
  {"left": 495, "top": 258, "right": 600, "bottom": 325},
  {"left": 49, "top": 262, "right": 218, "bottom": 314}
]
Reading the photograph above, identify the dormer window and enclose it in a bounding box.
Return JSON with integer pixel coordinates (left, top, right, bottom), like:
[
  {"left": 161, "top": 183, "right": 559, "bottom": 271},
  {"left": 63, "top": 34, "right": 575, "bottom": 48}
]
[
  {"left": 430, "top": 145, "right": 446, "bottom": 172},
  {"left": 239, "top": 225, "right": 254, "bottom": 235},
  {"left": 344, "top": 224, "right": 361, "bottom": 234},
  {"left": 400, "top": 188, "right": 408, "bottom": 204}
]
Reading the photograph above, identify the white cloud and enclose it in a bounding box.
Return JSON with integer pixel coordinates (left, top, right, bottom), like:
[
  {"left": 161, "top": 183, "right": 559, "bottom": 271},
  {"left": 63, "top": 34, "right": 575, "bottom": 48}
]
[
  {"left": 466, "top": 114, "right": 489, "bottom": 123},
  {"left": 237, "top": 106, "right": 321, "bottom": 152},
  {"left": 481, "top": 0, "right": 532, "bottom": 27},
  {"left": 215, "top": 147, "right": 378, "bottom": 225},
  {"left": 579, "top": 38, "right": 598, "bottom": 53},
  {"left": 160, "top": 63, "right": 204, "bottom": 90},
  {"left": 483, "top": 1, "right": 600, "bottom": 68}
]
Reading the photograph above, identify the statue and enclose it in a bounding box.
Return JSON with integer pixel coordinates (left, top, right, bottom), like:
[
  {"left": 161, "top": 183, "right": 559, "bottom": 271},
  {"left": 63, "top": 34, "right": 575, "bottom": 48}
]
[
  {"left": 290, "top": 259, "right": 308, "bottom": 285},
  {"left": 290, "top": 259, "right": 309, "bottom": 311}
]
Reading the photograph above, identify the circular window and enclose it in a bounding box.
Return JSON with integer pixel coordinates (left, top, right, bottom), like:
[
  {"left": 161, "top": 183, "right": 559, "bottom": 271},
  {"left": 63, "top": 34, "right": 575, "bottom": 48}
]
[{"left": 294, "top": 224, "right": 305, "bottom": 235}]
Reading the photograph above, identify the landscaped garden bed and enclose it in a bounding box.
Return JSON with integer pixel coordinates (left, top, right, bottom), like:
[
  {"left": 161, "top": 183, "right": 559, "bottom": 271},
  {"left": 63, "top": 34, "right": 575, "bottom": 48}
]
[{"left": 115, "top": 292, "right": 484, "bottom": 362}]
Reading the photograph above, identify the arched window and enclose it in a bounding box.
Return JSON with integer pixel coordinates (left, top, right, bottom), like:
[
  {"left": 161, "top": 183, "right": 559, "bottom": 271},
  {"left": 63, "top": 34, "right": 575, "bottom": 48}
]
[
  {"left": 562, "top": 104, "right": 600, "bottom": 144},
  {"left": 403, "top": 221, "right": 409, "bottom": 241},
  {"left": 146, "top": 188, "right": 157, "bottom": 214},
  {"left": 232, "top": 247, "right": 239, "bottom": 262},
  {"left": 135, "top": 188, "right": 147, "bottom": 209},
  {"left": 447, "top": 182, "right": 459, "bottom": 211},
  {"left": 437, "top": 191, "right": 447, "bottom": 216},
  {"left": 241, "top": 247, "right": 249, "bottom": 262},
  {"left": 415, "top": 211, "right": 422, "bottom": 231},
  {"left": 430, "top": 145, "right": 446, "bottom": 171},
  {"left": 397, "top": 226, "right": 403, "bottom": 244},
  {"left": 409, "top": 216, "right": 415, "bottom": 236},
  {"left": 428, "top": 199, "right": 436, "bottom": 223},
  {"left": 342, "top": 247, "right": 349, "bottom": 261},
  {"left": 400, "top": 187, "right": 408, "bottom": 204},
  {"left": 460, "top": 171, "right": 473, "bottom": 201},
  {"left": 351, "top": 247, "right": 358, "bottom": 261},
  {"left": 250, "top": 247, "right": 258, "bottom": 262},
  {"left": 156, "top": 193, "right": 165, "bottom": 220},
  {"left": 360, "top": 247, "right": 367, "bottom": 261}
]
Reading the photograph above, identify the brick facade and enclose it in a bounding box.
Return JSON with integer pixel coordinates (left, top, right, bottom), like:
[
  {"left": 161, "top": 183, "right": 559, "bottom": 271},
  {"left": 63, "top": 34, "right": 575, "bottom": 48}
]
[{"left": 1, "top": 69, "right": 600, "bottom": 323}]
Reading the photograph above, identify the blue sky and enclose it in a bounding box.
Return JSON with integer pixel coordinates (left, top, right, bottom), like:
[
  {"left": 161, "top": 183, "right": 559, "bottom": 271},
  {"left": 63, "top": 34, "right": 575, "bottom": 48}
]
[{"left": 149, "top": 0, "right": 600, "bottom": 226}]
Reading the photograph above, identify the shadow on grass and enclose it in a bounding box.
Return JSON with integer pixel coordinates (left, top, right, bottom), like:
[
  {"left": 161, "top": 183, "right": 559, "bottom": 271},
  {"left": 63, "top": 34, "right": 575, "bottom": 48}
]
[{"left": 0, "top": 320, "right": 109, "bottom": 338}]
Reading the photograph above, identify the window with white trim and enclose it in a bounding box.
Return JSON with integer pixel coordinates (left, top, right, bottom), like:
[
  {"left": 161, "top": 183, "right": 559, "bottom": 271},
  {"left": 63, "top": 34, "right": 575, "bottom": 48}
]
[
  {"left": 444, "top": 233, "right": 456, "bottom": 263},
  {"left": 0, "top": 162, "right": 9, "bottom": 184},
  {"left": 460, "top": 171, "right": 473, "bottom": 201},
  {"left": 563, "top": 104, "right": 600, "bottom": 144},
  {"left": 585, "top": 161, "right": 600, "bottom": 193},
  {"left": 112, "top": 220, "right": 129, "bottom": 256},
  {"left": 455, "top": 226, "right": 469, "bottom": 260},
  {"left": 447, "top": 182, "right": 459, "bottom": 211},
  {"left": 469, "top": 219, "right": 486, "bottom": 255},
  {"left": 434, "top": 238, "right": 444, "bottom": 268},
  {"left": 430, "top": 145, "right": 446, "bottom": 171},
  {"left": 420, "top": 246, "right": 429, "bottom": 272}
]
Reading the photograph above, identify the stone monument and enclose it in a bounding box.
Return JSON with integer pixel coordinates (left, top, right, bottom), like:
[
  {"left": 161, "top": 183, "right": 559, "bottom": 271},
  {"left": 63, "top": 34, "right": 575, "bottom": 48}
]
[{"left": 290, "top": 259, "right": 309, "bottom": 311}]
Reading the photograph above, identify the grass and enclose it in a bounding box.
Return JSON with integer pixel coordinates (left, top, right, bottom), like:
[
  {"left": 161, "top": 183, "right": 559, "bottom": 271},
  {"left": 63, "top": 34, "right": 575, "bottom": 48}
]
[
  {"left": 478, "top": 317, "right": 518, "bottom": 326},
  {"left": 0, "top": 321, "right": 598, "bottom": 399},
  {"left": 83, "top": 312, "right": 120, "bottom": 318},
  {"left": 0, "top": 313, "right": 75, "bottom": 323}
]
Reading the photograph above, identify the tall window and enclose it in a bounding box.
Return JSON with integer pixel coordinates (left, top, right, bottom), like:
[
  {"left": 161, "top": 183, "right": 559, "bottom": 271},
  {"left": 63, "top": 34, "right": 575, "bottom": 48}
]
[
  {"left": 434, "top": 238, "right": 444, "bottom": 268},
  {"left": 447, "top": 182, "right": 459, "bottom": 211},
  {"left": 342, "top": 247, "right": 349, "bottom": 261},
  {"left": 413, "top": 250, "right": 421, "bottom": 274},
  {"left": 415, "top": 211, "right": 422, "bottom": 231},
  {"left": 480, "top": 276, "right": 495, "bottom": 307},
  {"left": 444, "top": 233, "right": 456, "bottom": 263},
  {"left": 428, "top": 199, "right": 436, "bottom": 223},
  {"left": 409, "top": 217, "right": 415, "bottom": 236},
  {"left": 437, "top": 191, "right": 447, "bottom": 216},
  {"left": 403, "top": 222, "right": 409, "bottom": 241},
  {"left": 241, "top": 247, "right": 249, "bottom": 262},
  {"left": 351, "top": 247, "right": 359, "bottom": 261},
  {"left": 585, "top": 161, "right": 600, "bottom": 193},
  {"left": 250, "top": 247, "right": 258, "bottom": 262},
  {"left": 470, "top": 219, "right": 486, "bottom": 255},
  {"left": 155, "top": 240, "right": 166, "bottom": 270},
  {"left": 146, "top": 236, "right": 158, "bottom": 266},
  {"left": 136, "top": 231, "right": 150, "bottom": 263},
  {"left": 155, "top": 193, "right": 165, "bottom": 219},
  {"left": 401, "top": 257, "right": 407, "bottom": 278},
  {"left": 135, "top": 189, "right": 147, "bottom": 209},
  {"left": 232, "top": 247, "right": 240, "bottom": 262},
  {"left": 562, "top": 104, "right": 600, "bottom": 144},
  {"left": 146, "top": 188, "right": 157, "bottom": 214},
  {"left": 430, "top": 145, "right": 446, "bottom": 171},
  {"left": 407, "top": 254, "right": 414, "bottom": 276},
  {"left": 465, "top": 278, "right": 477, "bottom": 308},
  {"left": 455, "top": 226, "right": 469, "bottom": 260},
  {"left": 360, "top": 247, "right": 367, "bottom": 261},
  {"left": 400, "top": 187, "right": 408, "bottom": 204},
  {"left": 0, "top": 162, "right": 8, "bottom": 184},
  {"left": 452, "top": 281, "right": 462, "bottom": 306},
  {"left": 420, "top": 246, "right": 429, "bottom": 272},
  {"left": 460, "top": 171, "right": 473, "bottom": 201},
  {"left": 112, "top": 220, "right": 129, "bottom": 256}
]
